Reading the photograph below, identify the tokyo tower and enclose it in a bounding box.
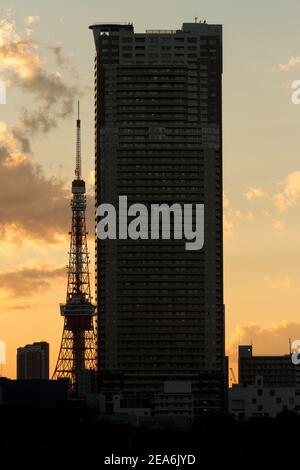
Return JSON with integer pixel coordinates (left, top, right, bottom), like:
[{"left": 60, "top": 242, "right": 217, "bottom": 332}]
[{"left": 52, "top": 102, "right": 97, "bottom": 393}]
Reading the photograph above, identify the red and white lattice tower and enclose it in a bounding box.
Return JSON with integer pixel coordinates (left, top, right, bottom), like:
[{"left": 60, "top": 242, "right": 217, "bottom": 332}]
[{"left": 52, "top": 102, "right": 97, "bottom": 393}]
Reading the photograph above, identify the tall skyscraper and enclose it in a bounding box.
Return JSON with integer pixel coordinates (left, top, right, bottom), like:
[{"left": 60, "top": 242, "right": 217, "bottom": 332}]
[
  {"left": 17, "top": 342, "right": 49, "bottom": 380},
  {"left": 90, "top": 21, "right": 225, "bottom": 415}
]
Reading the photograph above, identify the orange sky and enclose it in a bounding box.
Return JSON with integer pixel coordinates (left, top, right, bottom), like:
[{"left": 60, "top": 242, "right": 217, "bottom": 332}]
[{"left": 1, "top": 3, "right": 300, "bottom": 380}]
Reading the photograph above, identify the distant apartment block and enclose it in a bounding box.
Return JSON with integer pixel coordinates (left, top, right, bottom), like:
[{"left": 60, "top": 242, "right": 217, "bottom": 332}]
[
  {"left": 239, "top": 345, "right": 298, "bottom": 387},
  {"left": 17, "top": 342, "right": 49, "bottom": 380},
  {"left": 229, "top": 376, "right": 300, "bottom": 419},
  {"left": 229, "top": 345, "right": 300, "bottom": 419}
]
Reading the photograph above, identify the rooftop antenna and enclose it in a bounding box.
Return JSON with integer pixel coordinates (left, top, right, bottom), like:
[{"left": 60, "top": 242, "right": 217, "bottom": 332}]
[{"left": 75, "top": 100, "right": 81, "bottom": 179}]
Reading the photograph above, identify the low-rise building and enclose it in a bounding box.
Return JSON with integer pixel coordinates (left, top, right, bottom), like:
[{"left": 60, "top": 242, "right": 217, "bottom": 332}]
[
  {"left": 229, "top": 345, "right": 300, "bottom": 419},
  {"left": 229, "top": 375, "right": 300, "bottom": 419}
]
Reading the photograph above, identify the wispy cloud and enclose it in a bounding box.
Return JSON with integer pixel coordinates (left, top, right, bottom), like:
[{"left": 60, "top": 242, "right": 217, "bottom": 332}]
[
  {"left": 273, "top": 171, "right": 300, "bottom": 212},
  {"left": 278, "top": 56, "right": 300, "bottom": 72},
  {"left": 0, "top": 303, "right": 32, "bottom": 314},
  {"left": 244, "top": 186, "right": 268, "bottom": 201},
  {"left": 244, "top": 171, "right": 300, "bottom": 233},
  {"left": 0, "top": 264, "right": 65, "bottom": 297},
  {"left": 0, "top": 16, "right": 80, "bottom": 143},
  {"left": 263, "top": 210, "right": 285, "bottom": 232},
  {"left": 25, "top": 28, "right": 33, "bottom": 38},
  {"left": 272, "top": 218, "right": 284, "bottom": 231},
  {"left": 25, "top": 16, "right": 40, "bottom": 25},
  {"left": 0, "top": 16, "right": 93, "bottom": 243},
  {"left": 223, "top": 193, "right": 254, "bottom": 237},
  {"left": 0, "top": 121, "right": 69, "bottom": 241},
  {"left": 264, "top": 275, "right": 294, "bottom": 289},
  {"left": 0, "top": 121, "right": 94, "bottom": 243}
]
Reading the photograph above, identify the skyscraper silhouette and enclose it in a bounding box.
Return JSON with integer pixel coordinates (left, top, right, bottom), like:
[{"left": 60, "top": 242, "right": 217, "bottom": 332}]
[
  {"left": 90, "top": 22, "right": 225, "bottom": 415},
  {"left": 17, "top": 342, "right": 49, "bottom": 380}
]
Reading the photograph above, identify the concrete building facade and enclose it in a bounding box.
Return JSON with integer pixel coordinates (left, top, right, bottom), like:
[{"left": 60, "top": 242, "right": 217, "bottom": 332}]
[{"left": 17, "top": 342, "right": 49, "bottom": 380}]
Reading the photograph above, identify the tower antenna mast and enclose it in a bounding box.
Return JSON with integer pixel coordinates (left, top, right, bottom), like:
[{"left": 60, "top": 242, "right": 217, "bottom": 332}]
[{"left": 75, "top": 100, "right": 81, "bottom": 179}]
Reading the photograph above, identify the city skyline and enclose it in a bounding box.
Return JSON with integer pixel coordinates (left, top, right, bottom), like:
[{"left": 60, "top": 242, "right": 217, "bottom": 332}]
[{"left": 1, "top": 1, "right": 300, "bottom": 379}]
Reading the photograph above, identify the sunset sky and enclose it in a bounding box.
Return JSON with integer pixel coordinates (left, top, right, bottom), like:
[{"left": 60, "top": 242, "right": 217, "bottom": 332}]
[{"left": 1, "top": 0, "right": 300, "bottom": 379}]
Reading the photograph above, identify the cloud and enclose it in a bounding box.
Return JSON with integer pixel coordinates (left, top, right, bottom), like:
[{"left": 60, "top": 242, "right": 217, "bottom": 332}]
[
  {"left": 263, "top": 211, "right": 285, "bottom": 232},
  {"left": 273, "top": 171, "right": 300, "bottom": 212},
  {"left": 0, "top": 20, "right": 39, "bottom": 79},
  {"left": 25, "top": 28, "right": 33, "bottom": 38},
  {"left": 223, "top": 216, "right": 234, "bottom": 236},
  {"left": 11, "top": 126, "right": 31, "bottom": 153},
  {"left": 278, "top": 56, "right": 300, "bottom": 72},
  {"left": 264, "top": 276, "right": 294, "bottom": 289},
  {"left": 0, "top": 17, "right": 94, "bottom": 243},
  {"left": 0, "top": 304, "right": 31, "bottom": 313},
  {"left": 0, "top": 264, "right": 65, "bottom": 297},
  {"left": 0, "top": 121, "right": 69, "bottom": 240},
  {"left": 223, "top": 193, "right": 254, "bottom": 237},
  {"left": 0, "top": 121, "right": 94, "bottom": 243},
  {"left": 48, "top": 45, "right": 79, "bottom": 80},
  {"left": 50, "top": 46, "right": 69, "bottom": 69},
  {"left": 19, "top": 108, "right": 57, "bottom": 135},
  {"left": 272, "top": 219, "right": 284, "bottom": 231},
  {"left": 0, "top": 17, "right": 79, "bottom": 137},
  {"left": 25, "top": 16, "right": 40, "bottom": 25},
  {"left": 244, "top": 186, "right": 268, "bottom": 201},
  {"left": 223, "top": 196, "right": 233, "bottom": 235},
  {"left": 244, "top": 171, "right": 300, "bottom": 232}
]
